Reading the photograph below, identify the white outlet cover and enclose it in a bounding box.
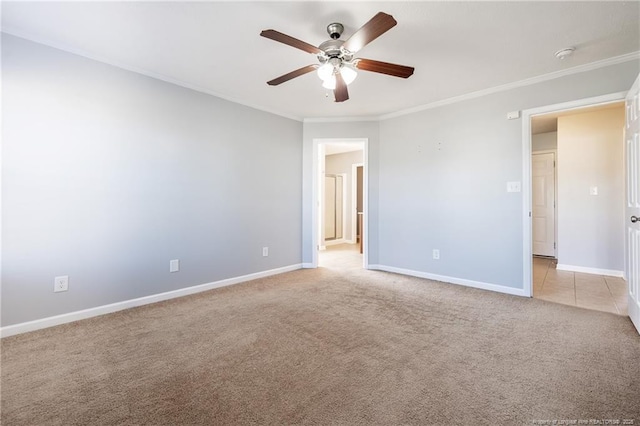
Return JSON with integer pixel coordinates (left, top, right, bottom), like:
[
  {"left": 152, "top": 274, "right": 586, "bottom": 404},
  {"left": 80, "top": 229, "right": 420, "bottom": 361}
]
[
  {"left": 262, "top": 247, "right": 269, "bottom": 257},
  {"left": 170, "top": 259, "right": 180, "bottom": 273},
  {"left": 54, "top": 275, "right": 69, "bottom": 292}
]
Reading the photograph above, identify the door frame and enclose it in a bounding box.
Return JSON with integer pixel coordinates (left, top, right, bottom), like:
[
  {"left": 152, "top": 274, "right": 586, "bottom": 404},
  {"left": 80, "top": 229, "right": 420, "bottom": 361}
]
[
  {"left": 521, "top": 91, "right": 627, "bottom": 297},
  {"left": 531, "top": 149, "right": 557, "bottom": 258},
  {"left": 311, "top": 138, "right": 368, "bottom": 268}
]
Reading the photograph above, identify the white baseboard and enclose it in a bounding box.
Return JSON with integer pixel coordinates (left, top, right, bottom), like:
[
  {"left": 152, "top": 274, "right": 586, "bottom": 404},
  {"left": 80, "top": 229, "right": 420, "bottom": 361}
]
[
  {"left": 324, "top": 239, "right": 346, "bottom": 246},
  {"left": 302, "top": 263, "right": 315, "bottom": 268},
  {"left": 1, "top": 264, "right": 303, "bottom": 338},
  {"left": 368, "top": 264, "right": 527, "bottom": 297},
  {"left": 556, "top": 264, "right": 623, "bottom": 277}
]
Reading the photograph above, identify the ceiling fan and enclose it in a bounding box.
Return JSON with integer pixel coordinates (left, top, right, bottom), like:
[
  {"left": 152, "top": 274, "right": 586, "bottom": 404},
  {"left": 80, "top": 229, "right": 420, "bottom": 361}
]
[{"left": 260, "top": 12, "right": 414, "bottom": 103}]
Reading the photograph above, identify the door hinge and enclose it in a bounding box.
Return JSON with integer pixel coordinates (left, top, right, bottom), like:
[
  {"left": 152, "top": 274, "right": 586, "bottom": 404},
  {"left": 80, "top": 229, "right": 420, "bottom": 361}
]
[
  {"left": 529, "top": 211, "right": 532, "bottom": 217},
  {"left": 554, "top": 242, "right": 556, "bottom": 249}
]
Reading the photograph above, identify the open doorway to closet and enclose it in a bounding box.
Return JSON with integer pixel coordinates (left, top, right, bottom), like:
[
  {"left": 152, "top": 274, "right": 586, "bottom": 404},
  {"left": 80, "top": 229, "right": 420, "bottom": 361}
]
[
  {"left": 529, "top": 100, "right": 627, "bottom": 315},
  {"left": 316, "top": 140, "right": 366, "bottom": 270}
]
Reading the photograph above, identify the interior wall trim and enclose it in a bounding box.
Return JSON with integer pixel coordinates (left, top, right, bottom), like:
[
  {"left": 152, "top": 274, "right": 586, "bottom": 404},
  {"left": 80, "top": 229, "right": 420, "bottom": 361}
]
[
  {"left": 4, "top": 30, "right": 637, "bottom": 124},
  {"left": 308, "top": 52, "right": 640, "bottom": 123},
  {"left": 521, "top": 91, "right": 628, "bottom": 299},
  {"left": 368, "top": 265, "right": 527, "bottom": 297},
  {"left": 556, "top": 264, "right": 624, "bottom": 278},
  {"left": 0, "top": 264, "right": 303, "bottom": 338}
]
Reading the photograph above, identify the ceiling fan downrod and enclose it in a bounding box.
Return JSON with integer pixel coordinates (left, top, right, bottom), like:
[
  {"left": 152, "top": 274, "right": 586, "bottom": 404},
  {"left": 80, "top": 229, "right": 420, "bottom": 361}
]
[{"left": 326, "top": 23, "right": 344, "bottom": 40}]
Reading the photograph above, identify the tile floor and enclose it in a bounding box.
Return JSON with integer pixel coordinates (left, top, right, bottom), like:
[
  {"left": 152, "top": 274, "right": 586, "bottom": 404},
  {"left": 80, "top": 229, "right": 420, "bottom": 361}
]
[
  {"left": 533, "top": 256, "right": 628, "bottom": 315},
  {"left": 318, "top": 243, "right": 363, "bottom": 270}
]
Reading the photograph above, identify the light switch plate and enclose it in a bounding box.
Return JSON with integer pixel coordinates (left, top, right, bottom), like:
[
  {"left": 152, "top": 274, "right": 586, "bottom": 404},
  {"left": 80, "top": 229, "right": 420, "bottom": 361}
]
[
  {"left": 507, "top": 181, "right": 521, "bottom": 192},
  {"left": 170, "top": 259, "right": 179, "bottom": 273},
  {"left": 590, "top": 186, "right": 598, "bottom": 195}
]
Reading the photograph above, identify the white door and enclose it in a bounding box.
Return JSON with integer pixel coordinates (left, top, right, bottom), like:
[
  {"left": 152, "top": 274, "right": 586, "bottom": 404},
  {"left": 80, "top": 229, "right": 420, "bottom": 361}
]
[
  {"left": 625, "top": 74, "right": 640, "bottom": 334},
  {"left": 532, "top": 152, "right": 556, "bottom": 257}
]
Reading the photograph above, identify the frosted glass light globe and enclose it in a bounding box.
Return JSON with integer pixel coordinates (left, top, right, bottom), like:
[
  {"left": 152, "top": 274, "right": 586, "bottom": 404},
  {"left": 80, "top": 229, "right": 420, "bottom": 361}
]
[
  {"left": 322, "top": 75, "right": 336, "bottom": 90},
  {"left": 317, "top": 63, "right": 334, "bottom": 81},
  {"left": 341, "top": 66, "right": 357, "bottom": 85}
]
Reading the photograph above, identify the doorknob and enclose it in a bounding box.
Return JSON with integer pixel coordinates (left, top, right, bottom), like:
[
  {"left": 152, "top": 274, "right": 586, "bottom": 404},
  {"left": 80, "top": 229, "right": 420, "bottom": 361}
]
[{"left": 632, "top": 216, "right": 639, "bottom": 223}]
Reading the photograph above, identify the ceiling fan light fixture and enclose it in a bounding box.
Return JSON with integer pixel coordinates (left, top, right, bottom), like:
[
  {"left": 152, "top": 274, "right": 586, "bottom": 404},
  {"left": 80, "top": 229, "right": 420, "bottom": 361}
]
[
  {"left": 322, "top": 74, "right": 336, "bottom": 90},
  {"left": 341, "top": 65, "right": 357, "bottom": 85},
  {"left": 260, "top": 12, "right": 414, "bottom": 102},
  {"left": 317, "top": 63, "right": 334, "bottom": 81}
]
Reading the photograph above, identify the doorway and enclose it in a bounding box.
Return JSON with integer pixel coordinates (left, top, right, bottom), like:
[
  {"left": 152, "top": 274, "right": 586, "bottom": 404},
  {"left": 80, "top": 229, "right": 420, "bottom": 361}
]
[
  {"left": 524, "top": 94, "right": 628, "bottom": 315},
  {"left": 312, "top": 138, "right": 367, "bottom": 269}
]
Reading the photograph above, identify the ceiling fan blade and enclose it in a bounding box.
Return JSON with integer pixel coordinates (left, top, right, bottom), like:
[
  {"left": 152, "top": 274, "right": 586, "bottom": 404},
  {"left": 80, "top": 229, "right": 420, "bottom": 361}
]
[
  {"left": 354, "top": 58, "right": 414, "bottom": 78},
  {"left": 334, "top": 72, "right": 349, "bottom": 103},
  {"left": 267, "top": 65, "right": 319, "bottom": 86},
  {"left": 342, "top": 12, "right": 397, "bottom": 53},
  {"left": 260, "top": 29, "right": 323, "bottom": 55}
]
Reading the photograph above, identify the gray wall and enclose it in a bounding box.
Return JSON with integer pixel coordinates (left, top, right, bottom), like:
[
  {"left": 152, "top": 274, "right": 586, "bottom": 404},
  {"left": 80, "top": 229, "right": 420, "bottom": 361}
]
[
  {"left": 2, "top": 35, "right": 303, "bottom": 326},
  {"left": 557, "top": 106, "right": 625, "bottom": 271},
  {"left": 302, "top": 121, "right": 380, "bottom": 265},
  {"left": 377, "top": 61, "right": 638, "bottom": 289},
  {"left": 532, "top": 131, "right": 558, "bottom": 151},
  {"left": 325, "top": 150, "right": 364, "bottom": 243}
]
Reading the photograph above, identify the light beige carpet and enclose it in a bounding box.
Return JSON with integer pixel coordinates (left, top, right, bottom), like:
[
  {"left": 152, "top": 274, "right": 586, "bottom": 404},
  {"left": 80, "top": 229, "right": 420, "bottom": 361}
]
[{"left": 2, "top": 267, "right": 639, "bottom": 425}]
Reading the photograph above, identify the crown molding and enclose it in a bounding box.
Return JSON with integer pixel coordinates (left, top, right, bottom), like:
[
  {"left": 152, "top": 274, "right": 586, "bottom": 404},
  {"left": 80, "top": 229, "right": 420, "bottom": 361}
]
[
  {"left": 303, "top": 51, "right": 639, "bottom": 123},
  {"left": 303, "top": 116, "right": 379, "bottom": 123},
  {"left": 1, "top": 30, "right": 304, "bottom": 122},
  {"left": 377, "top": 51, "right": 640, "bottom": 121},
  {"left": 4, "top": 29, "right": 637, "bottom": 124}
]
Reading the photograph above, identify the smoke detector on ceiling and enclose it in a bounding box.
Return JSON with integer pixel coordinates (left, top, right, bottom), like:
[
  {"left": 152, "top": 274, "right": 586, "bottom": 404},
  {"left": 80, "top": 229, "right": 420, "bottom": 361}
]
[{"left": 554, "top": 47, "right": 575, "bottom": 60}]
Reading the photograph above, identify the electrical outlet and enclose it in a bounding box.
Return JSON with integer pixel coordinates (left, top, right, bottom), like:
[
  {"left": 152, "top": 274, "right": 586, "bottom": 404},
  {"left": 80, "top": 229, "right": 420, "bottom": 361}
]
[
  {"left": 54, "top": 275, "right": 69, "bottom": 292},
  {"left": 433, "top": 249, "right": 440, "bottom": 260},
  {"left": 170, "top": 259, "right": 180, "bottom": 273},
  {"left": 262, "top": 247, "right": 269, "bottom": 257}
]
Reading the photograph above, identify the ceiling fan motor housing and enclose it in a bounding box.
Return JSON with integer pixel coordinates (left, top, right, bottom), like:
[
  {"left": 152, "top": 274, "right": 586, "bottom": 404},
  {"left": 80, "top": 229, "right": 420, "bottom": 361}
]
[{"left": 319, "top": 40, "right": 344, "bottom": 58}]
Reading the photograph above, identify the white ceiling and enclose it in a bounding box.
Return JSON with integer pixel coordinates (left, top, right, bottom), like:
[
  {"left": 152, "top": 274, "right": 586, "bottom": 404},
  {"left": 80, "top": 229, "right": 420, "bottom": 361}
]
[{"left": 2, "top": 1, "right": 639, "bottom": 121}]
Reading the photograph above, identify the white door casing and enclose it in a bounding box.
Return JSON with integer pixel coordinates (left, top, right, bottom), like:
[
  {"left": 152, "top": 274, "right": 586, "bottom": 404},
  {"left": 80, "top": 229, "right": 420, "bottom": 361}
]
[
  {"left": 625, "top": 74, "right": 640, "bottom": 334},
  {"left": 311, "top": 138, "right": 368, "bottom": 268},
  {"left": 532, "top": 152, "right": 556, "bottom": 257},
  {"left": 522, "top": 91, "right": 627, "bottom": 298}
]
